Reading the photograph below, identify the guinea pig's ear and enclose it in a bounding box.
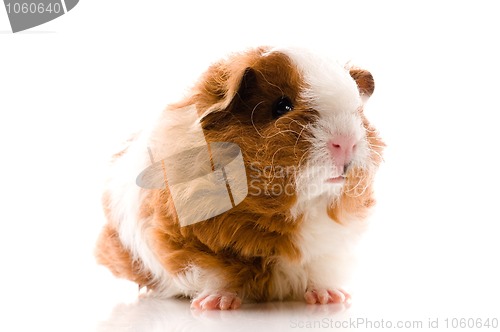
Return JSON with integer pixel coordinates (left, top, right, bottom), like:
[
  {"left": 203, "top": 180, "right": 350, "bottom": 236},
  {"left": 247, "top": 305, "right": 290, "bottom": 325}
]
[
  {"left": 198, "top": 67, "right": 258, "bottom": 129},
  {"left": 349, "top": 68, "right": 375, "bottom": 102},
  {"left": 229, "top": 67, "right": 258, "bottom": 104},
  {"left": 196, "top": 48, "right": 264, "bottom": 119}
]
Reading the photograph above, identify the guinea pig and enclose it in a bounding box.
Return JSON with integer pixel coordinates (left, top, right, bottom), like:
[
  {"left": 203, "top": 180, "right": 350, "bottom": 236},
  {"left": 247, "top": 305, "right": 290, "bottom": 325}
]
[{"left": 95, "top": 46, "right": 384, "bottom": 310}]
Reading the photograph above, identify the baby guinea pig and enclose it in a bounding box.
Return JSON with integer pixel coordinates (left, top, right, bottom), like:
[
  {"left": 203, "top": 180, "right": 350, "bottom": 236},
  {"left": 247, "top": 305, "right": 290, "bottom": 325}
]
[{"left": 95, "top": 46, "right": 384, "bottom": 310}]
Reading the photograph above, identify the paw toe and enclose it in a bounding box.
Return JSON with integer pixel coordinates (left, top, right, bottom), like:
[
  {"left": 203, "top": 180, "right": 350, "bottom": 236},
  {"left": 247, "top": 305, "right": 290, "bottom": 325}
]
[
  {"left": 191, "top": 291, "right": 241, "bottom": 310},
  {"left": 304, "top": 288, "right": 350, "bottom": 305}
]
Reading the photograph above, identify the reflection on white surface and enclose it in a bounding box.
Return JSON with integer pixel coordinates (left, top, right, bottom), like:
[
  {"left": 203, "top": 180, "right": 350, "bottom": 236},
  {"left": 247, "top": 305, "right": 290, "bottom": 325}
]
[
  {"left": 89, "top": 231, "right": 500, "bottom": 332},
  {"left": 98, "top": 297, "right": 349, "bottom": 332}
]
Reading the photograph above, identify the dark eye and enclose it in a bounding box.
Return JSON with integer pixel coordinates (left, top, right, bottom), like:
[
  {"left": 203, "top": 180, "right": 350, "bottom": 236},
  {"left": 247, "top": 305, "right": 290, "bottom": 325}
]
[{"left": 272, "top": 96, "right": 294, "bottom": 118}]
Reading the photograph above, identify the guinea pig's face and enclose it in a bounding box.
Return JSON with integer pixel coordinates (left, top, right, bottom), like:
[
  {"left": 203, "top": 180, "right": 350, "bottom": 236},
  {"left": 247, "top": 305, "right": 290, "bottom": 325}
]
[{"left": 198, "top": 47, "right": 382, "bottom": 210}]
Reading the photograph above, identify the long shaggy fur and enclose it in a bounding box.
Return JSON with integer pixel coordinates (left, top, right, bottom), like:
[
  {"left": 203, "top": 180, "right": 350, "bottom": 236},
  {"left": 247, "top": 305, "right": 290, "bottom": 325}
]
[{"left": 95, "top": 46, "right": 384, "bottom": 308}]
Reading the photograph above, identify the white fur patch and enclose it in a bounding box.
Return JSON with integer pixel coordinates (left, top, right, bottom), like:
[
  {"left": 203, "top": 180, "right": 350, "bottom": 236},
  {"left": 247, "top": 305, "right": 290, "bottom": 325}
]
[
  {"left": 269, "top": 46, "right": 362, "bottom": 116},
  {"left": 269, "top": 47, "right": 370, "bottom": 205},
  {"left": 106, "top": 105, "right": 209, "bottom": 296},
  {"left": 170, "top": 265, "right": 227, "bottom": 298},
  {"left": 275, "top": 196, "right": 366, "bottom": 297},
  {"left": 270, "top": 47, "right": 371, "bottom": 292}
]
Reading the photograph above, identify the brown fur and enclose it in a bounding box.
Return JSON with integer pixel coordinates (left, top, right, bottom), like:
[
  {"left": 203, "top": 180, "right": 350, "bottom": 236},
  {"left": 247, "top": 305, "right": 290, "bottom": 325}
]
[
  {"left": 349, "top": 68, "right": 375, "bottom": 98},
  {"left": 95, "top": 224, "right": 153, "bottom": 287},
  {"left": 147, "top": 49, "right": 313, "bottom": 300},
  {"left": 96, "top": 192, "right": 153, "bottom": 287}
]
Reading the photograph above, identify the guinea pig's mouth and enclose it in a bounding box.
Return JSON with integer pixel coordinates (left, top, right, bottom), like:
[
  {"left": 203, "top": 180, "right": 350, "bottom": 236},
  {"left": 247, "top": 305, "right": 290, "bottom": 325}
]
[
  {"left": 326, "top": 163, "right": 351, "bottom": 184},
  {"left": 326, "top": 176, "right": 346, "bottom": 184}
]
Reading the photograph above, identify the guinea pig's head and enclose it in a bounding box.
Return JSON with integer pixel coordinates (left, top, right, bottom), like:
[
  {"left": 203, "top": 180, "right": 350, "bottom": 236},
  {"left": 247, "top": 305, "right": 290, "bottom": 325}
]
[{"left": 194, "top": 47, "right": 384, "bottom": 218}]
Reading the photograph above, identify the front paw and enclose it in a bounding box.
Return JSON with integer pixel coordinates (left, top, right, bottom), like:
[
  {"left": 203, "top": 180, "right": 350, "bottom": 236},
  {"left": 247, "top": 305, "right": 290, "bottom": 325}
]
[
  {"left": 304, "top": 288, "right": 351, "bottom": 305},
  {"left": 191, "top": 291, "right": 242, "bottom": 310}
]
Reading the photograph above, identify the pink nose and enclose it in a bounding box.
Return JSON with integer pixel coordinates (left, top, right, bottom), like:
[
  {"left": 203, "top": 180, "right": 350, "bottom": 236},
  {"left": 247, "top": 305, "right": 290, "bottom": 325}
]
[{"left": 328, "top": 135, "right": 357, "bottom": 172}]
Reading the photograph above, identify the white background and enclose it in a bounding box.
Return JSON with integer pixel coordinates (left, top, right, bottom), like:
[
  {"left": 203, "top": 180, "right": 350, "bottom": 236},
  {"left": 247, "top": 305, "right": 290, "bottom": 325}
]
[{"left": 1, "top": 1, "right": 499, "bottom": 331}]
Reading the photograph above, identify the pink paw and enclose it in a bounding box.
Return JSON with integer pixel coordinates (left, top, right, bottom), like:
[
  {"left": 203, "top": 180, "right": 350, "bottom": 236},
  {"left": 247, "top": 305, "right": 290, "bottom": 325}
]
[
  {"left": 191, "top": 291, "right": 242, "bottom": 310},
  {"left": 304, "top": 288, "right": 351, "bottom": 305}
]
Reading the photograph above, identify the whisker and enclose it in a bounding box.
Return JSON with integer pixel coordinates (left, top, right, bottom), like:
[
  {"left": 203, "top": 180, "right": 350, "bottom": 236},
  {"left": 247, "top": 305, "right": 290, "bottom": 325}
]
[
  {"left": 293, "top": 125, "right": 308, "bottom": 156},
  {"left": 254, "top": 68, "right": 285, "bottom": 96},
  {"left": 367, "top": 142, "right": 385, "bottom": 148},
  {"left": 251, "top": 101, "right": 266, "bottom": 138},
  {"left": 296, "top": 147, "right": 310, "bottom": 171},
  {"left": 367, "top": 142, "right": 383, "bottom": 151},
  {"left": 268, "top": 146, "right": 291, "bottom": 183},
  {"left": 261, "top": 129, "right": 304, "bottom": 139},
  {"left": 369, "top": 149, "right": 385, "bottom": 162},
  {"left": 345, "top": 171, "right": 371, "bottom": 198}
]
